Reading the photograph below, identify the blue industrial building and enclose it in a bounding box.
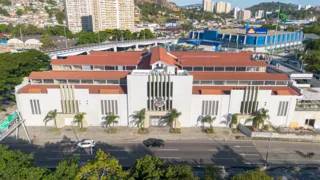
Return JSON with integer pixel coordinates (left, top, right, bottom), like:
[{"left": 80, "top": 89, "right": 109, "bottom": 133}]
[{"left": 188, "top": 29, "right": 303, "bottom": 52}]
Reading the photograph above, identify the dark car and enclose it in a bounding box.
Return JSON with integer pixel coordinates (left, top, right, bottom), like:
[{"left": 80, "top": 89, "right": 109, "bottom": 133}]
[{"left": 143, "top": 138, "right": 165, "bottom": 148}]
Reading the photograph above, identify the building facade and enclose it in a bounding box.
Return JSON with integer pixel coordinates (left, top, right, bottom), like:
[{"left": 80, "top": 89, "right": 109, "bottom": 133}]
[
  {"left": 238, "top": 10, "right": 252, "bottom": 21},
  {"left": 215, "top": 1, "right": 225, "bottom": 13},
  {"left": 203, "top": 0, "right": 214, "bottom": 12},
  {"left": 233, "top": 7, "right": 240, "bottom": 19},
  {"left": 225, "top": 2, "right": 231, "bottom": 13},
  {"left": 16, "top": 47, "right": 303, "bottom": 128},
  {"left": 65, "top": 0, "right": 134, "bottom": 33}
]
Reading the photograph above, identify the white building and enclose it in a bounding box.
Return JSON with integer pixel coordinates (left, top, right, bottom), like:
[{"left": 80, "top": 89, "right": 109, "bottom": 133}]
[
  {"left": 225, "top": 2, "right": 231, "bottom": 13},
  {"left": 233, "top": 7, "right": 240, "bottom": 19},
  {"left": 16, "top": 47, "right": 308, "bottom": 129},
  {"left": 203, "top": 0, "right": 214, "bottom": 12},
  {"left": 305, "top": 5, "right": 311, "bottom": 10},
  {"left": 298, "top": 5, "right": 301, "bottom": 10},
  {"left": 215, "top": 1, "right": 225, "bottom": 13},
  {"left": 238, "top": 10, "right": 252, "bottom": 21},
  {"left": 64, "top": 0, "right": 134, "bottom": 33},
  {"left": 255, "top": 10, "right": 264, "bottom": 19}
]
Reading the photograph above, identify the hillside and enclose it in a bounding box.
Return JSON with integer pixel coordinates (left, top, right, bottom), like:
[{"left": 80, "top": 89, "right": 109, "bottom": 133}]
[
  {"left": 247, "top": 2, "right": 296, "bottom": 13},
  {"left": 135, "top": 0, "right": 180, "bottom": 11}
]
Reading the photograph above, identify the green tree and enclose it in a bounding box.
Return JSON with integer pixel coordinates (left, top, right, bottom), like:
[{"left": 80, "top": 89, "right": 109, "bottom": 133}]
[
  {"left": 231, "top": 169, "right": 273, "bottom": 180},
  {"left": 0, "top": 0, "right": 11, "bottom": 6},
  {"left": 0, "top": 145, "right": 48, "bottom": 180},
  {"left": 43, "top": 109, "right": 58, "bottom": 128},
  {"left": 46, "top": 157, "right": 79, "bottom": 180},
  {"left": 204, "top": 166, "right": 219, "bottom": 180},
  {"left": 306, "top": 39, "right": 320, "bottom": 51},
  {"left": 55, "top": 10, "right": 66, "bottom": 24},
  {"left": 44, "top": 25, "right": 73, "bottom": 38},
  {"left": 76, "top": 149, "right": 127, "bottom": 180},
  {"left": 101, "top": 113, "right": 119, "bottom": 128},
  {"left": 162, "top": 109, "right": 182, "bottom": 129},
  {"left": 181, "top": 23, "right": 193, "bottom": 31},
  {"left": 165, "top": 165, "right": 198, "bottom": 180},
  {"left": 0, "top": 7, "right": 10, "bottom": 16},
  {"left": 201, "top": 115, "right": 216, "bottom": 128},
  {"left": 16, "top": 9, "right": 24, "bottom": 16},
  {"left": 129, "top": 155, "right": 165, "bottom": 180},
  {"left": 247, "top": 108, "right": 270, "bottom": 129},
  {"left": 73, "top": 113, "right": 86, "bottom": 128},
  {"left": 40, "top": 35, "right": 55, "bottom": 50},
  {"left": 132, "top": 108, "right": 146, "bottom": 128}
]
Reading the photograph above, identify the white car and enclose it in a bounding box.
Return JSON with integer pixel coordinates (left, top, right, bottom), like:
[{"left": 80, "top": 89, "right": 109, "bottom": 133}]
[{"left": 77, "top": 139, "right": 96, "bottom": 148}]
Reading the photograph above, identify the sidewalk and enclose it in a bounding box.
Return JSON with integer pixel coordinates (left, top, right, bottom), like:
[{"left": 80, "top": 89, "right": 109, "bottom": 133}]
[{"left": 13, "top": 126, "right": 234, "bottom": 145}]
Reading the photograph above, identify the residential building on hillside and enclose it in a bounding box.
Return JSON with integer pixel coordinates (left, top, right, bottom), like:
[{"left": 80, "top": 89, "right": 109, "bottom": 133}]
[
  {"left": 225, "top": 2, "right": 231, "bottom": 13},
  {"left": 203, "top": 0, "right": 214, "bottom": 12},
  {"left": 305, "top": 5, "right": 311, "bottom": 10},
  {"left": 233, "top": 7, "right": 240, "bottom": 19},
  {"left": 64, "top": 0, "right": 134, "bottom": 33},
  {"left": 238, "top": 9, "right": 252, "bottom": 21},
  {"left": 15, "top": 46, "right": 310, "bottom": 129},
  {"left": 255, "top": 10, "right": 264, "bottom": 19},
  {"left": 215, "top": 1, "right": 225, "bottom": 13}
]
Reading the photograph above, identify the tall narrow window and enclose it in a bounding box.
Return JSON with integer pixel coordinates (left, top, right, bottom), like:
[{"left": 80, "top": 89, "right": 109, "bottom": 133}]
[
  {"left": 277, "top": 101, "right": 289, "bottom": 116},
  {"left": 101, "top": 100, "right": 118, "bottom": 115},
  {"left": 201, "top": 101, "right": 219, "bottom": 116},
  {"left": 30, "top": 99, "right": 41, "bottom": 115}
]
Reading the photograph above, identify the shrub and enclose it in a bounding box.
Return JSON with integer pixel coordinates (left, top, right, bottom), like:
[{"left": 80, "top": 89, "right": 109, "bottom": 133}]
[
  {"left": 138, "top": 128, "right": 149, "bottom": 134},
  {"left": 170, "top": 128, "right": 181, "bottom": 134},
  {"left": 106, "top": 127, "right": 117, "bottom": 134},
  {"left": 78, "top": 128, "right": 87, "bottom": 132},
  {"left": 205, "top": 126, "right": 214, "bottom": 134},
  {"left": 232, "top": 129, "right": 239, "bottom": 134}
]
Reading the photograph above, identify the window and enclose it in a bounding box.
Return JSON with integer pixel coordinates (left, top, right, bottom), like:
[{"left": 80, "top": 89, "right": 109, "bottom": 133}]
[
  {"left": 204, "top": 67, "right": 214, "bottom": 71},
  {"left": 72, "top": 65, "right": 82, "bottom": 70},
  {"left": 30, "top": 99, "right": 41, "bottom": 115},
  {"left": 105, "top": 66, "right": 115, "bottom": 70},
  {"left": 68, "top": 79, "right": 80, "bottom": 84},
  {"left": 63, "top": 65, "right": 72, "bottom": 70},
  {"left": 225, "top": 67, "right": 236, "bottom": 71},
  {"left": 236, "top": 67, "right": 246, "bottom": 71},
  {"left": 252, "top": 81, "right": 264, "bottom": 85},
  {"left": 126, "top": 66, "right": 136, "bottom": 70},
  {"left": 226, "top": 81, "right": 238, "bottom": 85},
  {"left": 193, "top": 66, "right": 204, "bottom": 71},
  {"left": 277, "top": 101, "right": 289, "bottom": 116},
  {"left": 81, "top": 80, "right": 93, "bottom": 84},
  {"left": 32, "top": 79, "right": 42, "bottom": 84},
  {"left": 183, "top": 66, "right": 193, "bottom": 71},
  {"left": 107, "top": 80, "right": 119, "bottom": 84},
  {"left": 43, "top": 79, "right": 54, "bottom": 84},
  {"left": 101, "top": 100, "right": 118, "bottom": 115},
  {"left": 247, "top": 67, "right": 259, "bottom": 72},
  {"left": 201, "top": 101, "right": 219, "bottom": 116},
  {"left": 94, "top": 80, "right": 106, "bottom": 84},
  {"left": 120, "top": 79, "right": 127, "bottom": 85},
  {"left": 56, "top": 79, "right": 67, "bottom": 84},
  {"left": 239, "top": 81, "right": 251, "bottom": 85},
  {"left": 193, "top": 81, "right": 200, "bottom": 84},
  {"left": 200, "top": 81, "right": 212, "bottom": 85},
  {"left": 213, "top": 81, "right": 225, "bottom": 85},
  {"left": 265, "top": 81, "right": 276, "bottom": 85},
  {"left": 215, "top": 67, "right": 225, "bottom": 71},
  {"left": 82, "top": 65, "right": 93, "bottom": 70},
  {"left": 276, "top": 81, "right": 287, "bottom": 85},
  {"left": 94, "top": 66, "right": 104, "bottom": 70},
  {"left": 305, "top": 119, "right": 315, "bottom": 127}
]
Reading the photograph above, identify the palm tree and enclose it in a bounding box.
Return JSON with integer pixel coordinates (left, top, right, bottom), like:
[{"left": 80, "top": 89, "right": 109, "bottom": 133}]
[
  {"left": 131, "top": 108, "right": 146, "bottom": 128},
  {"left": 73, "top": 113, "right": 86, "bottom": 129},
  {"left": 102, "top": 113, "right": 119, "bottom": 128},
  {"left": 163, "top": 109, "right": 182, "bottom": 129},
  {"left": 202, "top": 115, "right": 216, "bottom": 128},
  {"left": 254, "top": 108, "right": 270, "bottom": 130},
  {"left": 43, "top": 109, "right": 57, "bottom": 128}
]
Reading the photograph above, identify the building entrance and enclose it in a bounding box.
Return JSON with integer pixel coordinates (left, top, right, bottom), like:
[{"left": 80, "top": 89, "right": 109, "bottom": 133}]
[{"left": 150, "top": 116, "right": 163, "bottom": 126}]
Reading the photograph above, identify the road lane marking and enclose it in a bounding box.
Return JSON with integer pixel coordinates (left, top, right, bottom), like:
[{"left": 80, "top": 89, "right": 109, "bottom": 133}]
[
  {"left": 234, "top": 145, "right": 255, "bottom": 148},
  {"left": 239, "top": 153, "right": 261, "bottom": 156},
  {"left": 156, "top": 149, "right": 179, "bottom": 151},
  {"left": 159, "top": 157, "right": 182, "bottom": 159}
]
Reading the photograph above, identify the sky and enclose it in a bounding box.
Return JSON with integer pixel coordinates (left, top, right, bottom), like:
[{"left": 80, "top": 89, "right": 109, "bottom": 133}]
[{"left": 172, "top": 0, "right": 320, "bottom": 9}]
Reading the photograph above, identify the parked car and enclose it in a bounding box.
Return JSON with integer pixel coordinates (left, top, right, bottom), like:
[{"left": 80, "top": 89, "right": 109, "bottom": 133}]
[
  {"left": 77, "top": 139, "right": 96, "bottom": 148},
  {"left": 143, "top": 138, "right": 165, "bottom": 148}
]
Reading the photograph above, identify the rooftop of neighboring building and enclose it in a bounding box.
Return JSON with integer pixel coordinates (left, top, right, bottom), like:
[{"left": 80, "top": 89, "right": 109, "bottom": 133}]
[
  {"left": 218, "top": 29, "right": 298, "bottom": 36},
  {"left": 191, "top": 72, "right": 289, "bottom": 81},
  {"left": 29, "top": 71, "right": 130, "bottom": 80}
]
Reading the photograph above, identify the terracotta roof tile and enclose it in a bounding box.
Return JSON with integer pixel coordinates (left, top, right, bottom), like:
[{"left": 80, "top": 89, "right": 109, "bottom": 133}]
[
  {"left": 29, "top": 71, "right": 130, "bottom": 80},
  {"left": 18, "top": 84, "right": 127, "bottom": 94},
  {"left": 193, "top": 86, "right": 300, "bottom": 96},
  {"left": 171, "top": 51, "right": 267, "bottom": 67},
  {"left": 191, "top": 72, "right": 289, "bottom": 81},
  {"left": 150, "top": 47, "right": 180, "bottom": 66}
]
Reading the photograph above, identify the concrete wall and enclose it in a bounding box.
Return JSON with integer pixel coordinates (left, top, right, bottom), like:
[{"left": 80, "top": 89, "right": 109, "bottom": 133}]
[{"left": 293, "top": 111, "right": 320, "bottom": 128}]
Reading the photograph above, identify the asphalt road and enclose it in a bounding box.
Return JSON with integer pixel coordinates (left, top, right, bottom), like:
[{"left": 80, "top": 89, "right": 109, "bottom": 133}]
[{"left": 3, "top": 140, "right": 320, "bottom": 168}]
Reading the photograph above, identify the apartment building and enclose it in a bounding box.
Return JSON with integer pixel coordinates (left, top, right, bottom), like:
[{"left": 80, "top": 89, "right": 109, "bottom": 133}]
[
  {"left": 238, "top": 9, "right": 252, "bottom": 21},
  {"left": 215, "top": 1, "right": 225, "bottom": 13},
  {"left": 203, "top": 0, "right": 214, "bottom": 12},
  {"left": 225, "top": 2, "right": 231, "bottom": 13},
  {"left": 65, "top": 0, "right": 134, "bottom": 33}
]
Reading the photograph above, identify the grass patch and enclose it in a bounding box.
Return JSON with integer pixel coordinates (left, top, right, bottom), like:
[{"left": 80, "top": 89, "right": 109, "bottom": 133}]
[
  {"left": 106, "top": 127, "right": 117, "bottom": 134},
  {"left": 170, "top": 128, "right": 181, "bottom": 134},
  {"left": 138, "top": 128, "right": 149, "bottom": 134}
]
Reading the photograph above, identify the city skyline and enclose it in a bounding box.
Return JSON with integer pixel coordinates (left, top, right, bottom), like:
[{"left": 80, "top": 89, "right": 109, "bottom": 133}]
[{"left": 175, "top": 0, "right": 319, "bottom": 9}]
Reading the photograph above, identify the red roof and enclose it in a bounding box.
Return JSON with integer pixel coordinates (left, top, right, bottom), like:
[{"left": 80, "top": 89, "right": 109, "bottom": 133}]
[
  {"left": 171, "top": 52, "right": 267, "bottom": 67},
  {"left": 18, "top": 84, "right": 127, "bottom": 94},
  {"left": 191, "top": 72, "right": 289, "bottom": 81},
  {"left": 51, "top": 51, "right": 145, "bottom": 66},
  {"left": 193, "top": 86, "right": 300, "bottom": 96},
  {"left": 29, "top": 71, "right": 130, "bottom": 80},
  {"left": 150, "top": 47, "right": 180, "bottom": 66}
]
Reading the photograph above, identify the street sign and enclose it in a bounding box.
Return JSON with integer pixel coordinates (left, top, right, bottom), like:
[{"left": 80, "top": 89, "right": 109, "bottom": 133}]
[{"left": 0, "top": 111, "right": 18, "bottom": 132}]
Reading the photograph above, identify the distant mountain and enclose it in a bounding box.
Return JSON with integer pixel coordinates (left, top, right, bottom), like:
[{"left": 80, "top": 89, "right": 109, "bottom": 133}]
[
  {"left": 180, "top": 4, "right": 202, "bottom": 9},
  {"left": 247, "top": 2, "right": 297, "bottom": 13},
  {"left": 135, "top": 0, "right": 180, "bottom": 11}
]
